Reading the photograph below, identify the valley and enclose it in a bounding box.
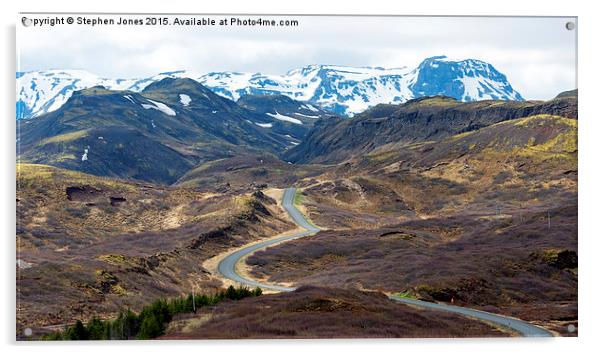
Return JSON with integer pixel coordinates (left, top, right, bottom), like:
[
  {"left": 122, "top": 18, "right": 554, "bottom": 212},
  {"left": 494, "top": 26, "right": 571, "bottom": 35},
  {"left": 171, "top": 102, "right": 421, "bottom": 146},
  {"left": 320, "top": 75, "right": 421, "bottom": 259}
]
[
  {"left": 210, "top": 187, "right": 554, "bottom": 337},
  {"left": 16, "top": 74, "right": 577, "bottom": 339}
]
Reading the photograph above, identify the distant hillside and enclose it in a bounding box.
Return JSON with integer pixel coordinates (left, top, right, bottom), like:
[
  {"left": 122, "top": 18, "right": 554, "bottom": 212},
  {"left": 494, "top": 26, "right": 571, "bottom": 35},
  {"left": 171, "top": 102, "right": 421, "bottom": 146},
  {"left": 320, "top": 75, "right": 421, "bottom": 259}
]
[
  {"left": 284, "top": 94, "right": 577, "bottom": 164},
  {"left": 236, "top": 94, "right": 340, "bottom": 142}
]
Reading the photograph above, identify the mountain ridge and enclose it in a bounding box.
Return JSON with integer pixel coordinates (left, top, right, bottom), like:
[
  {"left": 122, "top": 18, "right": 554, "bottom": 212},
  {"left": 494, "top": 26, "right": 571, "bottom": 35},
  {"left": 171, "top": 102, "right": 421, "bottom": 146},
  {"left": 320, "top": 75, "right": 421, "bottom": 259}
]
[
  {"left": 284, "top": 93, "right": 578, "bottom": 164},
  {"left": 17, "top": 56, "right": 524, "bottom": 119}
]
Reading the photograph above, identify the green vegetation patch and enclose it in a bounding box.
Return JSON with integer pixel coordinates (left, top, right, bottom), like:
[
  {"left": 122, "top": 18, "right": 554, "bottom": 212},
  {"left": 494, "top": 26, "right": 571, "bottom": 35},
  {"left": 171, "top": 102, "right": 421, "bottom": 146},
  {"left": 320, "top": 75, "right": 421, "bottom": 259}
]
[
  {"left": 17, "top": 163, "right": 138, "bottom": 192},
  {"left": 513, "top": 114, "right": 577, "bottom": 128},
  {"left": 539, "top": 249, "right": 578, "bottom": 269},
  {"left": 79, "top": 87, "right": 117, "bottom": 96},
  {"left": 293, "top": 189, "right": 306, "bottom": 206},
  {"left": 42, "top": 286, "right": 262, "bottom": 340},
  {"left": 366, "top": 150, "right": 399, "bottom": 162},
  {"left": 448, "top": 130, "right": 476, "bottom": 141},
  {"left": 39, "top": 129, "right": 89, "bottom": 146},
  {"left": 393, "top": 291, "right": 418, "bottom": 300},
  {"left": 407, "top": 96, "right": 462, "bottom": 109},
  {"left": 97, "top": 255, "right": 131, "bottom": 266}
]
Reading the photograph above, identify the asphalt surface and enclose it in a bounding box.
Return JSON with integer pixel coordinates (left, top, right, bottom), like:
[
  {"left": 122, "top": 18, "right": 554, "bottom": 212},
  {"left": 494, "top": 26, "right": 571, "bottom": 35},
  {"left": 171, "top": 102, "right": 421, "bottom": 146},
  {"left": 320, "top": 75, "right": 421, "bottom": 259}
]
[
  {"left": 217, "top": 187, "right": 553, "bottom": 337},
  {"left": 217, "top": 188, "right": 318, "bottom": 292}
]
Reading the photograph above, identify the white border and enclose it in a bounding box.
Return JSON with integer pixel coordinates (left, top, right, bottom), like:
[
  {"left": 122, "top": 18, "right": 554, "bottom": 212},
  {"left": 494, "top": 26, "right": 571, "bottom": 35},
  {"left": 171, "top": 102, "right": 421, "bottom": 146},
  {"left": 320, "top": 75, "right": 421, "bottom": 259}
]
[{"left": 2, "top": 1, "right": 600, "bottom": 353}]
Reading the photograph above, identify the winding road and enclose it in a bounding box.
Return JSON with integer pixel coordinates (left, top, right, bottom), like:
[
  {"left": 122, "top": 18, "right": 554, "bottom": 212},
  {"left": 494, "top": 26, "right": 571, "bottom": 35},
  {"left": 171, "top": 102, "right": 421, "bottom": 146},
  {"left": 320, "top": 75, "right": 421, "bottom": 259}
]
[{"left": 217, "top": 188, "right": 553, "bottom": 337}]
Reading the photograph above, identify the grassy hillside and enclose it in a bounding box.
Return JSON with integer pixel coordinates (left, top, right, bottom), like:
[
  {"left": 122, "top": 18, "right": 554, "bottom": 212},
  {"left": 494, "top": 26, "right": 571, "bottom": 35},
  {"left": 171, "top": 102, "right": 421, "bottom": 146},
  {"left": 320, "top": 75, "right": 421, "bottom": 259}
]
[
  {"left": 17, "top": 164, "right": 294, "bottom": 333},
  {"left": 244, "top": 112, "right": 578, "bottom": 335},
  {"left": 247, "top": 206, "right": 577, "bottom": 335},
  {"left": 297, "top": 114, "right": 576, "bottom": 227},
  {"left": 175, "top": 153, "right": 326, "bottom": 191},
  {"left": 284, "top": 94, "right": 577, "bottom": 164},
  {"left": 162, "top": 286, "right": 509, "bottom": 339}
]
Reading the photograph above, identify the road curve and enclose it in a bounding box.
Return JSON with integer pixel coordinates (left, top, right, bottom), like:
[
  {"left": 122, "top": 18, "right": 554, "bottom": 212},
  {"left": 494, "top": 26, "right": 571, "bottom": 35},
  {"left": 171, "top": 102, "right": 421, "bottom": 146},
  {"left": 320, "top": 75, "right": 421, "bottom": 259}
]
[{"left": 217, "top": 188, "right": 553, "bottom": 337}]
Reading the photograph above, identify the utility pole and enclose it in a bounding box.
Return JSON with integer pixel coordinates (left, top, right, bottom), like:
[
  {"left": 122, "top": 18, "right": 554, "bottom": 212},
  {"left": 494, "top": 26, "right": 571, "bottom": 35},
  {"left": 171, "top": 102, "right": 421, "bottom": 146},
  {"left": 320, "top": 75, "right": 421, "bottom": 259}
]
[{"left": 192, "top": 288, "right": 196, "bottom": 313}]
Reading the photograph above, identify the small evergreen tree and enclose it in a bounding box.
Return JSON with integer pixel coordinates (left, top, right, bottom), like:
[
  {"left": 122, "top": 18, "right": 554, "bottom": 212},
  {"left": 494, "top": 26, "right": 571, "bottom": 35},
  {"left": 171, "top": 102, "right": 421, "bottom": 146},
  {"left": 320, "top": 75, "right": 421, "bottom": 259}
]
[
  {"left": 64, "top": 320, "right": 89, "bottom": 340},
  {"left": 253, "top": 287, "right": 263, "bottom": 296},
  {"left": 137, "top": 313, "right": 163, "bottom": 339},
  {"left": 45, "top": 285, "right": 263, "bottom": 340},
  {"left": 86, "top": 317, "right": 106, "bottom": 340}
]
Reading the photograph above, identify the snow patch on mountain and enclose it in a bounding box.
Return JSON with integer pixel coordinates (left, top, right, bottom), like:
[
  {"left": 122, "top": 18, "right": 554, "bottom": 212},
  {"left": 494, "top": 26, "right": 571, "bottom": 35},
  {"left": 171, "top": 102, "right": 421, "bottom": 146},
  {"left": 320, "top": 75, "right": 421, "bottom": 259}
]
[
  {"left": 16, "top": 69, "right": 195, "bottom": 119},
  {"left": 179, "top": 94, "right": 191, "bottom": 106},
  {"left": 266, "top": 111, "right": 303, "bottom": 125},
  {"left": 123, "top": 95, "right": 136, "bottom": 104},
  {"left": 302, "top": 104, "right": 319, "bottom": 112},
  {"left": 294, "top": 113, "right": 320, "bottom": 119},
  {"left": 141, "top": 99, "right": 176, "bottom": 116},
  {"left": 81, "top": 147, "right": 89, "bottom": 161},
  {"left": 201, "top": 64, "right": 417, "bottom": 116}
]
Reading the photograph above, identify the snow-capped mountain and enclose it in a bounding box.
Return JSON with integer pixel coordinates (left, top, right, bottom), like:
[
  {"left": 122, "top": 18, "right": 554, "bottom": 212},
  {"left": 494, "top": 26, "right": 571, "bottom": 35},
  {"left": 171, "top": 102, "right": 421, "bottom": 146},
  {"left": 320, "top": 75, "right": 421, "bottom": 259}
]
[
  {"left": 410, "top": 56, "right": 523, "bottom": 102},
  {"left": 15, "top": 70, "right": 195, "bottom": 119},
  {"left": 199, "top": 65, "right": 416, "bottom": 117},
  {"left": 16, "top": 56, "right": 523, "bottom": 119}
]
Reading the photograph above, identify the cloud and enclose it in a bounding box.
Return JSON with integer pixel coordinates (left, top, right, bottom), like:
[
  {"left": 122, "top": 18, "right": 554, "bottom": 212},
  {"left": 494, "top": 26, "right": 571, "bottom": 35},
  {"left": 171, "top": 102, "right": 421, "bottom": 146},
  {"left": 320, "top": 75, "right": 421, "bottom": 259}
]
[{"left": 17, "top": 15, "right": 576, "bottom": 99}]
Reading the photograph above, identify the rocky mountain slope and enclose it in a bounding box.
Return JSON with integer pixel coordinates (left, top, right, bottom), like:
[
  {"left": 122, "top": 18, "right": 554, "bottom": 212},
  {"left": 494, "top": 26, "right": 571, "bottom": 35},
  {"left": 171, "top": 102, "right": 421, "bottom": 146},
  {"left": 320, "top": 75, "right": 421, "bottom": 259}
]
[
  {"left": 17, "top": 78, "right": 290, "bottom": 184},
  {"left": 284, "top": 93, "right": 577, "bottom": 164},
  {"left": 236, "top": 94, "right": 340, "bottom": 142}
]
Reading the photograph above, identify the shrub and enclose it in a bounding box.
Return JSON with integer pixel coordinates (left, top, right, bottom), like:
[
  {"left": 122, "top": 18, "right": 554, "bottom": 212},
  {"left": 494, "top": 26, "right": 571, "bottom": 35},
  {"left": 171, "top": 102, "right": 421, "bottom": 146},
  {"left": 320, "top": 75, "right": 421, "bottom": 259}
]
[
  {"left": 65, "top": 206, "right": 90, "bottom": 218},
  {"left": 542, "top": 249, "right": 578, "bottom": 269}
]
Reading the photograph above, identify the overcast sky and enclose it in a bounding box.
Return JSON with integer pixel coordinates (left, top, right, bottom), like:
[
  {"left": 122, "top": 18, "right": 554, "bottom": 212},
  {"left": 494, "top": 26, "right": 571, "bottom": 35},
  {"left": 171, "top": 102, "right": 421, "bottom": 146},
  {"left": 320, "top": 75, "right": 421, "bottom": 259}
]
[{"left": 17, "top": 15, "right": 576, "bottom": 100}]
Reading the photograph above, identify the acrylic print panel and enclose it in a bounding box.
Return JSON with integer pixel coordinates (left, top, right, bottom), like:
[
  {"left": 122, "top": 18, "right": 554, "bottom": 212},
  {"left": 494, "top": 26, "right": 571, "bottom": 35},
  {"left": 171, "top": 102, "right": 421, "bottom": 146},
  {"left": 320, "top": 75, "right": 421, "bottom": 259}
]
[{"left": 16, "top": 14, "right": 577, "bottom": 340}]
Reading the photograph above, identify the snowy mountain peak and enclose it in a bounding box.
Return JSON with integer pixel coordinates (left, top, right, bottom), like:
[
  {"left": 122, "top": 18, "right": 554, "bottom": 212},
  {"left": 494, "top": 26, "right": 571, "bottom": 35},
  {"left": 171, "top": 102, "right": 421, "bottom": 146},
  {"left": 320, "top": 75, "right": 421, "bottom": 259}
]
[
  {"left": 16, "top": 56, "right": 523, "bottom": 119},
  {"left": 16, "top": 70, "right": 136, "bottom": 119},
  {"left": 411, "top": 56, "right": 523, "bottom": 102}
]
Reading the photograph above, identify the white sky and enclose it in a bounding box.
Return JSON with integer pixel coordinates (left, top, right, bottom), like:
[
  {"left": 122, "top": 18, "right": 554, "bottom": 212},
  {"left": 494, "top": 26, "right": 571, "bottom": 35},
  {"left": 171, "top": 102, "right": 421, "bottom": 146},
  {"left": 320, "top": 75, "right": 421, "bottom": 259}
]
[{"left": 17, "top": 15, "right": 577, "bottom": 100}]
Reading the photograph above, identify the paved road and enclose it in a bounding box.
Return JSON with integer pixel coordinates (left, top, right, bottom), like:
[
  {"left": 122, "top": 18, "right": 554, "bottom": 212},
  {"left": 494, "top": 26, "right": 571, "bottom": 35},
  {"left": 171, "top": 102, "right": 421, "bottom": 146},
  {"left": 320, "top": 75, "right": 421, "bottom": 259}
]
[
  {"left": 218, "top": 188, "right": 318, "bottom": 292},
  {"left": 217, "top": 188, "right": 553, "bottom": 337},
  {"left": 388, "top": 296, "right": 552, "bottom": 337}
]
